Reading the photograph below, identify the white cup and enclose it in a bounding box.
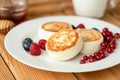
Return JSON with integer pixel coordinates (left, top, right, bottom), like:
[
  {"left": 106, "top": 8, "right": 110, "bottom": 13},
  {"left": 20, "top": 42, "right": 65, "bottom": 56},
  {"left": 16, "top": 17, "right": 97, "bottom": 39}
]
[{"left": 72, "top": 0, "right": 108, "bottom": 18}]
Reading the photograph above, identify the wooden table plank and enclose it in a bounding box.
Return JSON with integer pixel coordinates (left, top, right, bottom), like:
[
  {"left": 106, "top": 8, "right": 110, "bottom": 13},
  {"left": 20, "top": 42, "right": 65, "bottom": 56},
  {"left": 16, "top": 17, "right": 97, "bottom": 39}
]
[
  {"left": 28, "top": 0, "right": 71, "bottom": 4},
  {"left": 102, "top": 10, "right": 120, "bottom": 27},
  {"left": 27, "top": 0, "right": 74, "bottom": 19},
  {"left": 0, "top": 55, "right": 15, "bottom": 80},
  {"left": 0, "top": 34, "right": 78, "bottom": 80},
  {"left": 74, "top": 65, "right": 120, "bottom": 80}
]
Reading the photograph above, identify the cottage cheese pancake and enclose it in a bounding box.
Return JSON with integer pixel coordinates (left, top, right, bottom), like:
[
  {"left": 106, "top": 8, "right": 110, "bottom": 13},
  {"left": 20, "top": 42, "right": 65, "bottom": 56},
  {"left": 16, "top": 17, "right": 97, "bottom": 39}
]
[
  {"left": 46, "top": 29, "right": 83, "bottom": 61},
  {"left": 38, "top": 22, "right": 72, "bottom": 40},
  {"left": 77, "top": 29, "right": 103, "bottom": 55}
]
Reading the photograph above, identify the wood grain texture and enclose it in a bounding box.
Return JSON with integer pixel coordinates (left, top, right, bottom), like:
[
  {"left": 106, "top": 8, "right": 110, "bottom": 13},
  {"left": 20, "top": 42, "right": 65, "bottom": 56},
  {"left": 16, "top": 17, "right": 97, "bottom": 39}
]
[
  {"left": 0, "top": 55, "right": 15, "bottom": 80},
  {"left": 74, "top": 65, "right": 120, "bottom": 80},
  {"left": 102, "top": 10, "right": 120, "bottom": 27},
  {"left": 28, "top": 0, "right": 71, "bottom": 4},
  {"left": 27, "top": 0, "right": 74, "bottom": 19}
]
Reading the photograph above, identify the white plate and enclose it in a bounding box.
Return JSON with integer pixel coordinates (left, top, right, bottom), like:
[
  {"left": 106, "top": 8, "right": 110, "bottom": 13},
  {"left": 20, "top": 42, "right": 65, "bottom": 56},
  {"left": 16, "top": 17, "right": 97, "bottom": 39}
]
[{"left": 4, "top": 16, "right": 120, "bottom": 73}]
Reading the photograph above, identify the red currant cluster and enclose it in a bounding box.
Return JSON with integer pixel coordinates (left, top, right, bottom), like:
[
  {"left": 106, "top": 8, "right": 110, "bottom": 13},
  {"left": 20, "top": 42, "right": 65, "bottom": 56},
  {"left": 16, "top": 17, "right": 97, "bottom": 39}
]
[
  {"left": 80, "top": 27, "right": 120, "bottom": 64},
  {"left": 102, "top": 28, "right": 120, "bottom": 53}
]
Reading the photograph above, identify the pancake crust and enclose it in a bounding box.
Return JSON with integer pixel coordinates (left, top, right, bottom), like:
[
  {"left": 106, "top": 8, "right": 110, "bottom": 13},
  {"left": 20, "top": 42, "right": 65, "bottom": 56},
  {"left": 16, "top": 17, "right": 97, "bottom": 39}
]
[
  {"left": 38, "top": 22, "right": 72, "bottom": 40},
  {"left": 47, "top": 29, "right": 79, "bottom": 52},
  {"left": 77, "top": 29, "right": 101, "bottom": 42},
  {"left": 77, "top": 29, "right": 103, "bottom": 55},
  {"left": 46, "top": 29, "right": 83, "bottom": 61},
  {"left": 42, "top": 22, "right": 72, "bottom": 32}
]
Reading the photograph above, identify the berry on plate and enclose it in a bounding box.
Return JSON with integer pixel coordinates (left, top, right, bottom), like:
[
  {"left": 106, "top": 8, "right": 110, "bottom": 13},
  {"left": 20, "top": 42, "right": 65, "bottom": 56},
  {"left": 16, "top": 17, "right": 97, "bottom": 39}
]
[
  {"left": 71, "top": 25, "right": 76, "bottom": 29},
  {"left": 38, "top": 39, "right": 47, "bottom": 50},
  {"left": 76, "top": 24, "right": 85, "bottom": 29},
  {"left": 91, "top": 27, "right": 99, "bottom": 31},
  {"left": 30, "top": 43, "right": 41, "bottom": 56},
  {"left": 23, "top": 38, "right": 33, "bottom": 51}
]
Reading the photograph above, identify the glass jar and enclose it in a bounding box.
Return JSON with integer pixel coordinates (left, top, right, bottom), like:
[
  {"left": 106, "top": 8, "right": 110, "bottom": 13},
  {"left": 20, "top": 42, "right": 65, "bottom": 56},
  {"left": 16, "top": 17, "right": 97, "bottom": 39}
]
[{"left": 0, "top": 0, "right": 28, "bottom": 24}]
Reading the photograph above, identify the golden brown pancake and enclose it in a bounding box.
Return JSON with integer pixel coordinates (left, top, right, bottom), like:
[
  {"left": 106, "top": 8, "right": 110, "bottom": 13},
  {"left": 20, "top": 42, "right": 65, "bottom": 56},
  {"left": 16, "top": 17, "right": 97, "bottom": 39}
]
[
  {"left": 77, "top": 28, "right": 101, "bottom": 42},
  {"left": 38, "top": 22, "right": 73, "bottom": 40},
  {"left": 41, "top": 22, "right": 72, "bottom": 32},
  {"left": 77, "top": 29, "right": 103, "bottom": 55},
  {"left": 47, "top": 29, "right": 79, "bottom": 51},
  {"left": 46, "top": 29, "right": 83, "bottom": 61}
]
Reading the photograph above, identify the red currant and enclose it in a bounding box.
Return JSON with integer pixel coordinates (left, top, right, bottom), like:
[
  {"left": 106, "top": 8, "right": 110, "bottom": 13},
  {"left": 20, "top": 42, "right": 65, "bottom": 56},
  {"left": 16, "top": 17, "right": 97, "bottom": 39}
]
[
  {"left": 107, "top": 31, "right": 113, "bottom": 37},
  {"left": 99, "top": 49, "right": 105, "bottom": 54},
  {"left": 80, "top": 60, "right": 86, "bottom": 64},
  {"left": 107, "top": 47, "right": 114, "bottom": 53},
  {"left": 100, "top": 53, "right": 105, "bottom": 59},
  {"left": 109, "top": 44, "right": 116, "bottom": 49},
  {"left": 102, "top": 32, "right": 108, "bottom": 37},
  {"left": 101, "top": 42, "right": 108, "bottom": 48},
  {"left": 101, "top": 46, "right": 106, "bottom": 49},
  {"left": 114, "top": 33, "right": 120, "bottom": 39},
  {"left": 103, "top": 27, "right": 109, "bottom": 32},
  {"left": 94, "top": 52, "right": 99, "bottom": 56},
  {"left": 76, "top": 24, "right": 85, "bottom": 29},
  {"left": 88, "top": 55, "right": 94, "bottom": 59},
  {"left": 83, "top": 55, "right": 88, "bottom": 61},
  {"left": 89, "top": 58, "right": 95, "bottom": 63},
  {"left": 95, "top": 55, "right": 101, "bottom": 60},
  {"left": 106, "top": 36, "right": 112, "bottom": 42}
]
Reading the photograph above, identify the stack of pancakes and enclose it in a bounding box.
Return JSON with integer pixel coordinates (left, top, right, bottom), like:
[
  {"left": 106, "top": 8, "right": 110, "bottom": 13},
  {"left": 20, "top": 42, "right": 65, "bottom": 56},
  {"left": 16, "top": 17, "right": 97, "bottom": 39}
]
[{"left": 38, "top": 22, "right": 103, "bottom": 61}]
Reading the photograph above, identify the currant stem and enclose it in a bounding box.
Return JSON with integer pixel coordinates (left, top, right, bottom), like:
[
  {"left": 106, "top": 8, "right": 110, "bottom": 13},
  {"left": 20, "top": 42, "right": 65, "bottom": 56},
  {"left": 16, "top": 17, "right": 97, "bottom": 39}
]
[{"left": 106, "top": 37, "right": 116, "bottom": 50}]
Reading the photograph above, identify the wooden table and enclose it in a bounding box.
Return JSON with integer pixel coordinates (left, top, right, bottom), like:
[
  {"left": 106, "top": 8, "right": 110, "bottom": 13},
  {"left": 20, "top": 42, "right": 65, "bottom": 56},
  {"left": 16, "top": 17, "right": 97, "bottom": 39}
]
[{"left": 0, "top": 1, "right": 120, "bottom": 80}]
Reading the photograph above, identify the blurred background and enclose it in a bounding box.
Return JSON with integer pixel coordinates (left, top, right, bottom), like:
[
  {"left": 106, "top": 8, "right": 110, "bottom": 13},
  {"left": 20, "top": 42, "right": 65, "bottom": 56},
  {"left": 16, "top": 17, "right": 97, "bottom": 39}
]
[
  {"left": 27, "top": 0, "right": 120, "bottom": 20},
  {"left": 0, "top": 0, "right": 120, "bottom": 25},
  {"left": 27, "top": 0, "right": 74, "bottom": 19}
]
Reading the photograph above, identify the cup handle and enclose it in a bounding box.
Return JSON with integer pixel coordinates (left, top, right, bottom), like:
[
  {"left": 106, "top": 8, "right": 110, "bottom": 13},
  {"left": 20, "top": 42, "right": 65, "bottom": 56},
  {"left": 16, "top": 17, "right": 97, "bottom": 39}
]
[{"left": 107, "top": 0, "right": 120, "bottom": 9}]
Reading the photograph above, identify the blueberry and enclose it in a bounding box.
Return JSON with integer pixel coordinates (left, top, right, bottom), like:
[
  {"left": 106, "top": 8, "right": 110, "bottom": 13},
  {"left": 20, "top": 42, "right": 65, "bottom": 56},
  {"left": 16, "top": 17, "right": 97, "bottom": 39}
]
[
  {"left": 92, "top": 28, "right": 99, "bottom": 31},
  {"left": 23, "top": 38, "right": 33, "bottom": 51},
  {"left": 71, "top": 25, "right": 76, "bottom": 29},
  {"left": 24, "top": 38, "right": 33, "bottom": 44},
  {"left": 23, "top": 43, "right": 30, "bottom": 51}
]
